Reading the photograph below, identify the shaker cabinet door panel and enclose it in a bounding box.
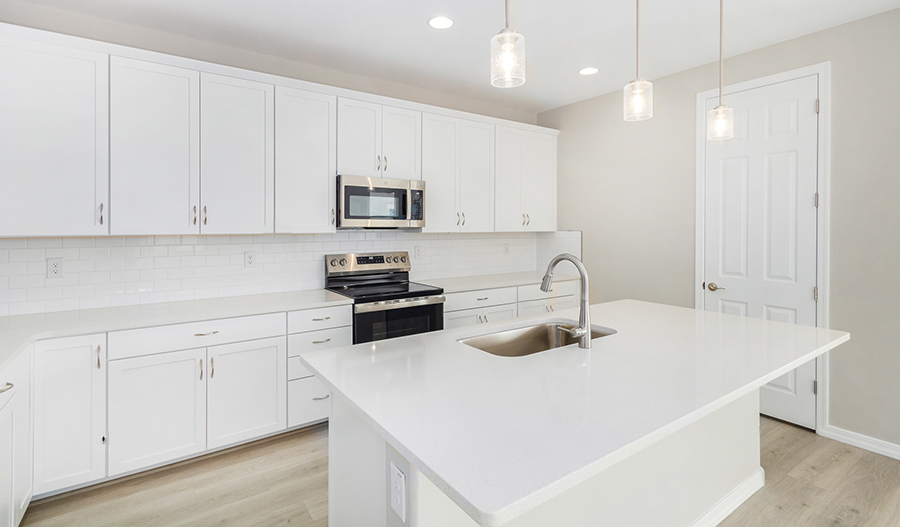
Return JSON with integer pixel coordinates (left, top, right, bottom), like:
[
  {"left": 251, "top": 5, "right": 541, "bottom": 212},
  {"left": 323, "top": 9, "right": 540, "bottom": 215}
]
[
  {"left": 459, "top": 121, "right": 495, "bottom": 233},
  {"left": 444, "top": 308, "right": 483, "bottom": 329},
  {"left": 0, "top": 401, "right": 12, "bottom": 527},
  {"left": 337, "top": 98, "right": 382, "bottom": 178},
  {"left": 108, "top": 348, "right": 207, "bottom": 476},
  {"left": 422, "top": 114, "right": 460, "bottom": 233},
  {"left": 494, "top": 127, "right": 524, "bottom": 232},
  {"left": 522, "top": 132, "right": 556, "bottom": 231},
  {"left": 381, "top": 105, "right": 422, "bottom": 180},
  {"left": 110, "top": 56, "right": 200, "bottom": 235},
  {"left": 275, "top": 87, "right": 337, "bottom": 233},
  {"left": 200, "top": 73, "right": 275, "bottom": 234},
  {"left": 0, "top": 36, "right": 109, "bottom": 236}
]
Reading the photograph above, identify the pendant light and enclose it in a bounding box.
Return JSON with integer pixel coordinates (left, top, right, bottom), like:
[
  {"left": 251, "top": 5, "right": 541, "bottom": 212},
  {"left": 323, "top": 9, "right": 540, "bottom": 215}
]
[
  {"left": 624, "top": 0, "right": 652, "bottom": 121},
  {"left": 490, "top": 0, "right": 526, "bottom": 88},
  {"left": 708, "top": 0, "right": 734, "bottom": 140}
]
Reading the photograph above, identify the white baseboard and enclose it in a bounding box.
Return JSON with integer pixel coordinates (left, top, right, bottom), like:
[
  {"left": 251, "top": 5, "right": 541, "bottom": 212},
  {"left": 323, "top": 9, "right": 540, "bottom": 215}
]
[
  {"left": 818, "top": 424, "right": 900, "bottom": 462},
  {"left": 691, "top": 467, "right": 765, "bottom": 527}
]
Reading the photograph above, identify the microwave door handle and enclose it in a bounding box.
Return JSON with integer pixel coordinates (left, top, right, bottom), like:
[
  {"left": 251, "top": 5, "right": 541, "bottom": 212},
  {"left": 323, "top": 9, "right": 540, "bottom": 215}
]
[{"left": 403, "top": 190, "right": 409, "bottom": 220}]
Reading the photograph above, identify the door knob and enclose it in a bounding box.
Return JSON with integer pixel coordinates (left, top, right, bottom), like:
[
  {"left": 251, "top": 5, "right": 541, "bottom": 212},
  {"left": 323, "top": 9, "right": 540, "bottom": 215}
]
[{"left": 707, "top": 282, "right": 725, "bottom": 292}]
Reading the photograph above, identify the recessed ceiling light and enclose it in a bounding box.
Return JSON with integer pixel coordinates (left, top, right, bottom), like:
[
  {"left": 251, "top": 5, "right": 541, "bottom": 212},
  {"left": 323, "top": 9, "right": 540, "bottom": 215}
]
[
  {"left": 579, "top": 67, "right": 599, "bottom": 76},
  {"left": 428, "top": 16, "right": 454, "bottom": 29}
]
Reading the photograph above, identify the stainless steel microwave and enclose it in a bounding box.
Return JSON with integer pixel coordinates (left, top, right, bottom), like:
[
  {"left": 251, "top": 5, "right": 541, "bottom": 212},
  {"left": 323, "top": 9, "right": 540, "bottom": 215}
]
[{"left": 337, "top": 175, "right": 424, "bottom": 229}]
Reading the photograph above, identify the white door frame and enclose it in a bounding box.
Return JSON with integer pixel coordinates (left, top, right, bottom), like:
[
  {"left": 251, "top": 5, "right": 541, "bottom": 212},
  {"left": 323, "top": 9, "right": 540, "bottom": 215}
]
[{"left": 694, "top": 62, "right": 832, "bottom": 430}]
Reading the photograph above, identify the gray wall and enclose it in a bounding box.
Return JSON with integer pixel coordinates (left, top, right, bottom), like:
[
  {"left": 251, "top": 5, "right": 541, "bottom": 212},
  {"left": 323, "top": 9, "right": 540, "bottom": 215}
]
[
  {"left": 0, "top": 0, "right": 537, "bottom": 125},
  {"left": 538, "top": 10, "right": 900, "bottom": 445}
]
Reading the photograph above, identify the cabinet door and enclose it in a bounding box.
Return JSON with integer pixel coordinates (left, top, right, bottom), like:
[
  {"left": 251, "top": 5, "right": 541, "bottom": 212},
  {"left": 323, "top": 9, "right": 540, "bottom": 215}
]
[
  {"left": 200, "top": 73, "right": 275, "bottom": 234},
  {"left": 107, "top": 347, "right": 206, "bottom": 476},
  {"left": 518, "top": 299, "right": 551, "bottom": 318},
  {"left": 483, "top": 303, "right": 517, "bottom": 324},
  {"left": 550, "top": 296, "right": 577, "bottom": 313},
  {"left": 495, "top": 127, "right": 524, "bottom": 232},
  {"left": 337, "top": 98, "right": 382, "bottom": 177},
  {"left": 0, "top": 36, "right": 109, "bottom": 236},
  {"left": 207, "top": 337, "right": 287, "bottom": 449},
  {"left": 0, "top": 398, "right": 12, "bottom": 527},
  {"left": 110, "top": 57, "right": 200, "bottom": 235},
  {"left": 445, "top": 308, "right": 483, "bottom": 329},
  {"left": 459, "top": 120, "right": 495, "bottom": 233},
  {"left": 382, "top": 105, "right": 422, "bottom": 180},
  {"left": 522, "top": 132, "right": 556, "bottom": 231},
  {"left": 422, "top": 114, "right": 460, "bottom": 233},
  {"left": 275, "top": 87, "right": 337, "bottom": 233},
  {"left": 288, "top": 376, "right": 331, "bottom": 428},
  {"left": 34, "top": 335, "right": 106, "bottom": 495},
  {"left": 10, "top": 353, "right": 31, "bottom": 525}
]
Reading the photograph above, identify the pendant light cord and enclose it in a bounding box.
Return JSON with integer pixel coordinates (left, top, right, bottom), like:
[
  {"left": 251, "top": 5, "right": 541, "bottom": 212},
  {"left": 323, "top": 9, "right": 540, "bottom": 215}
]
[
  {"left": 718, "top": 0, "right": 724, "bottom": 106},
  {"left": 636, "top": 0, "right": 642, "bottom": 79},
  {"left": 505, "top": 0, "right": 510, "bottom": 30}
]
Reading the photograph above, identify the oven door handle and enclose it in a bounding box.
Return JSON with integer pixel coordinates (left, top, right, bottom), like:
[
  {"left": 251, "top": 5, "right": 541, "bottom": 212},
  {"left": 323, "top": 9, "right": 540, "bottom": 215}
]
[{"left": 354, "top": 295, "right": 446, "bottom": 314}]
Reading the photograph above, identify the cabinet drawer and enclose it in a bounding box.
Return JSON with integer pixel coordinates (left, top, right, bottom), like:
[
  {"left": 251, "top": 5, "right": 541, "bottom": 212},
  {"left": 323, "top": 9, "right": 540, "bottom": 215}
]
[
  {"left": 288, "top": 377, "right": 330, "bottom": 428},
  {"left": 288, "top": 305, "right": 352, "bottom": 334},
  {"left": 288, "top": 357, "right": 314, "bottom": 381},
  {"left": 444, "top": 287, "right": 517, "bottom": 312},
  {"left": 287, "top": 326, "right": 352, "bottom": 358},
  {"left": 108, "top": 313, "right": 286, "bottom": 360},
  {"left": 517, "top": 279, "right": 580, "bottom": 302}
]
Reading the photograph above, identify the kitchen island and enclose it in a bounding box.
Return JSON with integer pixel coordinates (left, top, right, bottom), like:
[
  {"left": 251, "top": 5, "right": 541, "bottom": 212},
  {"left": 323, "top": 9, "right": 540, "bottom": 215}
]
[{"left": 298, "top": 300, "right": 849, "bottom": 527}]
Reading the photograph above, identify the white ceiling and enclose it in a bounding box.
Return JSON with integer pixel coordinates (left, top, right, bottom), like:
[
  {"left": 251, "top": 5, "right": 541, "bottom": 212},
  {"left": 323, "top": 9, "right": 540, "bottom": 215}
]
[{"left": 19, "top": 0, "right": 900, "bottom": 113}]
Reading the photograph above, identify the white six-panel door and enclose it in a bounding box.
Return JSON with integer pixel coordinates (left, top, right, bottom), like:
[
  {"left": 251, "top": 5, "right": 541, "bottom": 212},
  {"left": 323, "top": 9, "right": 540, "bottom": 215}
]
[
  {"left": 0, "top": 36, "right": 109, "bottom": 236},
  {"left": 275, "top": 87, "right": 337, "bottom": 233},
  {"left": 200, "top": 73, "right": 275, "bottom": 234},
  {"left": 703, "top": 75, "right": 819, "bottom": 428},
  {"left": 110, "top": 56, "right": 201, "bottom": 235}
]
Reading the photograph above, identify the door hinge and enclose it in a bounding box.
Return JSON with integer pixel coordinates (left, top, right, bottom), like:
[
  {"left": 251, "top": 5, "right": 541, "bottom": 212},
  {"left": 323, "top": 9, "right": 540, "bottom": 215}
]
[
  {"left": 815, "top": 193, "right": 819, "bottom": 208},
  {"left": 816, "top": 99, "right": 820, "bottom": 114},
  {"left": 814, "top": 286, "right": 819, "bottom": 302},
  {"left": 813, "top": 380, "right": 818, "bottom": 395}
]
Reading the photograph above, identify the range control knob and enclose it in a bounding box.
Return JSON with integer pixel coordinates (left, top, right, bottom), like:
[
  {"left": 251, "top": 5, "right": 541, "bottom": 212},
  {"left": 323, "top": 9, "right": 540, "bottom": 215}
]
[
  {"left": 393, "top": 256, "right": 400, "bottom": 263},
  {"left": 400, "top": 256, "right": 407, "bottom": 263},
  {"left": 330, "top": 259, "right": 337, "bottom": 267},
  {"left": 339, "top": 259, "right": 347, "bottom": 266}
]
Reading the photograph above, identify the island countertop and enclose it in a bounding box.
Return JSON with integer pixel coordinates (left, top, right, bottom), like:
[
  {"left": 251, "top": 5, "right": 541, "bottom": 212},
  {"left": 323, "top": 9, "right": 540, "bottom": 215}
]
[{"left": 299, "top": 299, "right": 850, "bottom": 527}]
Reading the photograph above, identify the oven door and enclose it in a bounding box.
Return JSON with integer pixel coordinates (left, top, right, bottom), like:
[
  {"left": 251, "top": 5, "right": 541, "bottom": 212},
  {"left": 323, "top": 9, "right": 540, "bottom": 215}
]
[
  {"left": 338, "top": 175, "right": 410, "bottom": 228},
  {"left": 353, "top": 297, "right": 444, "bottom": 344}
]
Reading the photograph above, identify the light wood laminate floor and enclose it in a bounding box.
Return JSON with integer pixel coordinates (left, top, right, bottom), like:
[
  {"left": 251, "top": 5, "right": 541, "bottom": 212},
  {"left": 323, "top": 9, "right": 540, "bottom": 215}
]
[{"left": 21, "top": 417, "right": 900, "bottom": 526}]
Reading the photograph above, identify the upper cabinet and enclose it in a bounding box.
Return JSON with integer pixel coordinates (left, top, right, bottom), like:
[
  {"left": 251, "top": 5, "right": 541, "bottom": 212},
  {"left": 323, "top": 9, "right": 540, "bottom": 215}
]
[
  {"left": 495, "top": 126, "right": 557, "bottom": 232},
  {"left": 110, "top": 57, "right": 201, "bottom": 235},
  {"left": 422, "top": 114, "right": 494, "bottom": 233},
  {"left": 200, "top": 73, "right": 275, "bottom": 234},
  {"left": 275, "top": 87, "right": 337, "bottom": 233},
  {"left": 337, "top": 98, "right": 421, "bottom": 180},
  {"left": 0, "top": 36, "right": 109, "bottom": 237}
]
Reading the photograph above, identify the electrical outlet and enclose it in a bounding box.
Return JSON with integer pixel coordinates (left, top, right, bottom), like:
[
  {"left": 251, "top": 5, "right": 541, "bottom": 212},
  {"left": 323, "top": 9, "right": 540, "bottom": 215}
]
[
  {"left": 244, "top": 251, "right": 257, "bottom": 269},
  {"left": 46, "top": 257, "right": 64, "bottom": 278},
  {"left": 414, "top": 246, "right": 424, "bottom": 260},
  {"left": 389, "top": 461, "right": 407, "bottom": 522},
  {"left": 503, "top": 243, "right": 510, "bottom": 256}
]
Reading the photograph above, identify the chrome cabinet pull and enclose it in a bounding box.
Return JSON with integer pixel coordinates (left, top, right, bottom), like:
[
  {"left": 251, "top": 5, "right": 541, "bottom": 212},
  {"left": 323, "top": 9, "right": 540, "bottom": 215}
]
[
  {"left": 384, "top": 156, "right": 388, "bottom": 171},
  {"left": 377, "top": 155, "right": 381, "bottom": 171},
  {"left": 312, "top": 338, "right": 331, "bottom": 344},
  {"left": 483, "top": 314, "right": 489, "bottom": 323},
  {"left": 707, "top": 282, "right": 725, "bottom": 292},
  {"left": 331, "top": 208, "right": 336, "bottom": 225},
  {"left": 526, "top": 214, "right": 531, "bottom": 226},
  {"left": 210, "top": 357, "right": 215, "bottom": 379},
  {"left": 312, "top": 394, "right": 330, "bottom": 401},
  {"left": 477, "top": 315, "right": 483, "bottom": 324},
  {"left": 477, "top": 297, "right": 489, "bottom": 301},
  {"left": 200, "top": 359, "right": 203, "bottom": 380},
  {"left": 99, "top": 203, "right": 104, "bottom": 226},
  {"left": 549, "top": 305, "right": 555, "bottom": 312},
  {"left": 522, "top": 214, "right": 526, "bottom": 226},
  {"left": 312, "top": 317, "right": 331, "bottom": 322},
  {"left": 0, "top": 383, "right": 12, "bottom": 394},
  {"left": 203, "top": 206, "right": 208, "bottom": 226},
  {"left": 97, "top": 345, "right": 101, "bottom": 369},
  {"left": 194, "top": 331, "right": 219, "bottom": 337},
  {"left": 457, "top": 212, "right": 460, "bottom": 226},
  {"left": 462, "top": 212, "right": 466, "bottom": 226},
  {"left": 193, "top": 205, "right": 198, "bottom": 225}
]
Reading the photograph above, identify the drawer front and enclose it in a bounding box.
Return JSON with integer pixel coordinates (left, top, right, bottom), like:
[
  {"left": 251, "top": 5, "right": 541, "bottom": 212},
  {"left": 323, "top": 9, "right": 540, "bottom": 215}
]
[
  {"left": 517, "top": 299, "right": 551, "bottom": 318},
  {"left": 288, "top": 377, "right": 330, "bottom": 428},
  {"left": 444, "top": 287, "right": 517, "bottom": 312},
  {"left": 287, "top": 326, "right": 352, "bottom": 358},
  {"left": 517, "top": 279, "right": 580, "bottom": 302},
  {"left": 108, "top": 313, "right": 286, "bottom": 361},
  {"left": 288, "top": 305, "right": 353, "bottom": 334}
]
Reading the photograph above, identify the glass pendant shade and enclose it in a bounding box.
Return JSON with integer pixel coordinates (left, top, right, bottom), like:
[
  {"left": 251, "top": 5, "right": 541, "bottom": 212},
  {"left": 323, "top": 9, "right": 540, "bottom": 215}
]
[
  {"left": 624, "top": 79, "right": 653, "bottom": 121},
  {"left": 491, "top": 30, "right": 526, "bottom": 88},
  {"left": 707, "top": 105, "right": 734, "bottom": 140}
]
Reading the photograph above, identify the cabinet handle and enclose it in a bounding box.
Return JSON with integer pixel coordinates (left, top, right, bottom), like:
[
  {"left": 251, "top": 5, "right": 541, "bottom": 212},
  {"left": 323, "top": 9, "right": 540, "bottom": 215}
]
[
  {"left": 312, "top": 317, "right": 331, "bottom": 322},
  {"left": 102, "top": 436, "right": 106, "bottom": 445},
  {"left": 211, "top": 357, "right": 215, "bottom": 379},
  {"left": 477, "top": 315, "right": 483, "bottom": 324},
  {"left": 384, "top": 156, "right": 388, "bottom": 171},
  {"left": 200, "top": 359, "right": 203, "bottom": 380},
  {"left": 377, "top": 155, "right": 381, "bottom": 171},
  {"left": 484, "top": 314, "right": 489, "bottom": 323},
  {"left": 331, "top": 208, "right": 336, "bottom": 225},
  {"left": 312, "top": 338, "right": 332, "bottom": 344},
  {"left": 545, "top": 305, "right": 550, "bottom": 312},
  {"left": 457, "top": 212, "right": 461, "bottom": 226},
  {"left": 0, "top": 383, "right": 12, "bottom": 394},
  {"left": 526, "top": 214, "right": 531, "bottom": 226},
  {"left": 477, "top": 297, "right": 489, "bottom": 301},
  {"left": 313, "top": 394, "right": 330, "bottom": 401},
  {"left": 522, "top": 214, "right": 526, "bottom": 226},
  {"left": 194, "top": 331, "right": 219, "bottom": 337},
  {"left": 193, "top": 205, "right": 198, "bottom": 225},
  {"left": 97, "top": 345, "right": 101, "bottom": 369},
  {"left": 462, "top": 212, "right": 466, "bottom": 226},
  {"left": 203, "top": 206, "right": 208, "bottom": 226},
  {"left": 99, "top": 203, "right": 104, "bottom": 226},
  {"left": 549, "top": 305, "right": 555, "bottom": 312}
]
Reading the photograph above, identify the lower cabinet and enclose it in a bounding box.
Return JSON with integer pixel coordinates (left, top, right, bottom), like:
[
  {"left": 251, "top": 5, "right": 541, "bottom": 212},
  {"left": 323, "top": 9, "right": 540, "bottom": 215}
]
[
  {"left": 107, "top": 348, "right": 207, "bottom": 477},
  {"left": 33, "top": 335, "right": 106, "bottom": 496},
  {"left": 0, "top": 397, "right": 12, "bottom": 527},
  {"left": 444, "top": 304, "right": 518, "bottom": 329},
  {"left": 518, "top": 295, "right": 577, "bottom": 317},
  {"left": 0, "top": 349, "right": 30, "bottom": 527},
  {"left": 288, "top": 377, "right": 330, "bottom": 428}
]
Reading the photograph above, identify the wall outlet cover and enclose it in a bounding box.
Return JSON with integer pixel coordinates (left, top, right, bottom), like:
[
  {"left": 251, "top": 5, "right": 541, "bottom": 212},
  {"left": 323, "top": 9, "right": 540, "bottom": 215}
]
[
  {"left": 244, "top": 251, "right": 257, "bottom": 269},
  {"left": 390, "top": 461, "right": 407, "bottom": 522},
  {"left": 46, "top": 257, "right": 64, "bottom": 278},
  {"left": 414, "top": 246, "right": 424, "bottom": 260},
  {"left": 503, "top": 243, "right": 510, "bottom": 255}
]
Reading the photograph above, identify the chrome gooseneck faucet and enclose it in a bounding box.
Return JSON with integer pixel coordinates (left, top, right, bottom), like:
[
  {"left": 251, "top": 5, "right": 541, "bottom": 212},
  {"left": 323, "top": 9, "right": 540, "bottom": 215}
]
[{"left": 540, "top": 253, "right": 591, "bottom": 349}]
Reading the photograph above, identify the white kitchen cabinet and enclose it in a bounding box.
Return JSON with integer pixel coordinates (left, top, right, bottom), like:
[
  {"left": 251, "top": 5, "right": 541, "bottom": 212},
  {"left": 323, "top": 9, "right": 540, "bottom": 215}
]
[
  {"left": 207, "top": 337, "right": 287, "bottom": 449},
  {"left": 495, "top": 127, "right": 557, "bottom": 232},
  {"left": 337, "top": 98, "right": 421, "bottom": 180},
  {"left": 444, "top": 304, "right": 517, "bottom": 329},
  {"left": 518, "top": 296, "right": 576, "bottom": 317},
  {"left": 110, "top": 56, "right": 200, "bottom": 235},
  {"left": 10, "top": 354, "right": 31, "bottom": 526},
  {"left": 0, "top": 395, "right": 12, "bottom": 527},
  {"left": 107, "top": 348, "right": 207, "bottom": 477},
  {"left": 288, "top": 376, "right": 331, "bottom": 428},
  {"left": 200, "top": 73, "right": 275, "bottom": 234},
  {"left": 275, "top": 87, "right": 337, "bottom": 233},
  {"left": 422, "top": 114, "right": 494, "bottom": 233},
  {"left": 0, "top": 36, "right": 109, "bottom": 237},
  {"left": 33, "top": 335, "right": 106, "bottom": 495}
]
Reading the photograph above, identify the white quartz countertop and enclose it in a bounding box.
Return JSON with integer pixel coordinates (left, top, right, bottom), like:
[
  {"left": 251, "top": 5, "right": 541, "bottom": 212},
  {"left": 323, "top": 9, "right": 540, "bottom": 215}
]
[
  {"left": 427, "top": 271, "right": 579, "bottom": 294},
  {"left": 0, "top": 289, "right": 352, "bottom": 372},
  {"left": 299, "top": 299, "right": 850, "bottom": 527}
]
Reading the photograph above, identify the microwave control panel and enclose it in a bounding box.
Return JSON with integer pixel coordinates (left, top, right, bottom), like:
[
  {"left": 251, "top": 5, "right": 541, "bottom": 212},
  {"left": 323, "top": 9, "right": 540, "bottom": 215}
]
[{"left": 410, "top": 190, "right": 424, "bottom": 221}]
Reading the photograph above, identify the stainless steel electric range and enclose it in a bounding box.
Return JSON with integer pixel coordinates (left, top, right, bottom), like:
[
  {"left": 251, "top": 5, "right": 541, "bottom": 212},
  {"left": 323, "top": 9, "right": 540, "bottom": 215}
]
[{"left": 325, "top": 251, "right": 445, "bottom": 344}]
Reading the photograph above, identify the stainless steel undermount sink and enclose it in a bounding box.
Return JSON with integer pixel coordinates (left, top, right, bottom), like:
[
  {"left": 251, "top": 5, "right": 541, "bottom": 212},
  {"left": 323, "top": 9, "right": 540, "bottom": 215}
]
[{"left": 459, "top": 322, "right": 617, "bottom": 357}]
